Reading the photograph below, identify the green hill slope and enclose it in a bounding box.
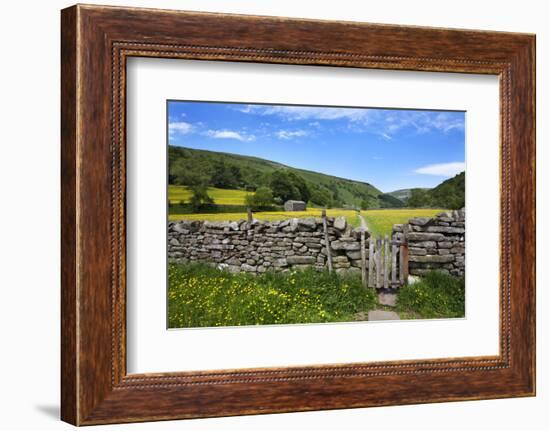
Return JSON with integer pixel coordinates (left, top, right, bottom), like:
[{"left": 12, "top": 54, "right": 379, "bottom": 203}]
[
  {"left": 388, "top": 188, "right": 429, "bottom": 204},
  {"left": 407, "top": 172, "right": 465, "bottom": 210},
  {"left": 168, "top": 146, "right": 400, "bottom": 208}
]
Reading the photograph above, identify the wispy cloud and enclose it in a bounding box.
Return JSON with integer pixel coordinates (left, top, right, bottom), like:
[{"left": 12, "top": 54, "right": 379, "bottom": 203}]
[
  {"left": 276, "top": 130, "right": 309, "bottom": 140},
  {"left": 415, "top": 162, "right": 465, "bottom": 177},
  {"left": 237, "top": 105, "right": 372, "bottom": 122},
  {"left": 205, "top": 129, "right": 255, "bottom": 142},
  {"left": 168, "top": 121, "right": 193, "bottom": 136},
  {"left": 236, "top": 105, "right": 464, "bottom": 139}
]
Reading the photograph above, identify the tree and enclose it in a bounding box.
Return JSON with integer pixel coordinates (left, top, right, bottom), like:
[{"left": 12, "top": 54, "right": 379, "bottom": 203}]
[
  {"left": 360, "top": 198, "right": 371, "bottom": 210},
  {"left": 287, "top": 172, "right": 311, "bottom": 202},
  {"left": 270, "top": 170, "right": 301, "bottom": 202},
  {"left": 170, "top": 158, "right": 210, "bottom": 187},
  {"left": 211, "top": 161, "right": 242, "bottom": 189},
  {"left": 245, "top": 186, "right": 274, "bottom": 210},
  {"left": 310, "top": 187, "right": 332, "bottom": 207},
  {"left": 408, "top": 188, "right": 431, "bottom": 208},
  {"left": 189, "top": 186, "right": 213, "bottom": 211}
]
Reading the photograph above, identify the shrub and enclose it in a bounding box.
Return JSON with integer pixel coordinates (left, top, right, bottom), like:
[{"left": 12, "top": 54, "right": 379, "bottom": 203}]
[{"left": 396, "top": 270, "right": 465, "bottom": 319}]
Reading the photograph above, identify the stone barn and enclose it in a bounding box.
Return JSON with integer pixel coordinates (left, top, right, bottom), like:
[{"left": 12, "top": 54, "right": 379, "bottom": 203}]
[{"left": 284, "top": 200, "right": 306, "bottom": 211}]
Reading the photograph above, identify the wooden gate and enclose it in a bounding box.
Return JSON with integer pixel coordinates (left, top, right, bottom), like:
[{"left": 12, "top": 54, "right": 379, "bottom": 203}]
[{"left": 358, "top": 216, "right": 408, "bottom": 289}]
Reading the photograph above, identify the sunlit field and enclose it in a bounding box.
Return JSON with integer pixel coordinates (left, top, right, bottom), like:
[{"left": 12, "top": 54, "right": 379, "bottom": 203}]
[
  {"left": 361, "top": 208, "right": 446, "bottom": 237},
  {"left": 168, "top": 185, "right": 251, "bottom": 205}
]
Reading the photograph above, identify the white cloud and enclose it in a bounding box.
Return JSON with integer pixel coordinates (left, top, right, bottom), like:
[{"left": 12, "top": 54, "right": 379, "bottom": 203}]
[
  {"left": 415, "top": 162, "right": 465, "bottom": 177},
  {"left": 238, "top": 105, "right": 372, "bottom": 122},
  {"left": 237, "top": 105, "right": 464, "bottom": 138},
  {"left": 276, "top": 130, "right": 309, "bottom": 140},
  {"left": 205, "top": 129, "right": 255, "bottom": 142},
  {"left": 168, "top": 121, "right": 192, "bottom": 136}
]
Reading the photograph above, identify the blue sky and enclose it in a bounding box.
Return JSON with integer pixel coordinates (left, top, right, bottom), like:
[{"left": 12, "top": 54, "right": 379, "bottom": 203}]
[{"left": 168, "top": 101, "right": 465, "bottom": 192}]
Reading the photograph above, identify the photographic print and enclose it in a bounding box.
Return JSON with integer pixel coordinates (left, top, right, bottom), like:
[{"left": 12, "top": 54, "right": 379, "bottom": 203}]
[{"left": 167, "top": 101, "right": 466, "bottom": 328}]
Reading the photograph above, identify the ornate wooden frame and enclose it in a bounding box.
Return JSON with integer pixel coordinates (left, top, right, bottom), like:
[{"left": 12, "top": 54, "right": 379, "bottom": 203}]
[{"left": 61, "top": 4, "right": 536, "bottom": 425}]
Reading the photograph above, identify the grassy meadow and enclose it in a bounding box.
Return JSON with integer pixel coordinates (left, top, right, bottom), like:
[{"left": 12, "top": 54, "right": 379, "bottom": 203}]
[
  {"left": 168, "top": 185, "right": 445, "bottom": 237},
  {"left": 168, "top": 263, "right": 378, "bottom": 328},
  {"left": 168, "top": 263, "right": 465, "bottom": 328}
]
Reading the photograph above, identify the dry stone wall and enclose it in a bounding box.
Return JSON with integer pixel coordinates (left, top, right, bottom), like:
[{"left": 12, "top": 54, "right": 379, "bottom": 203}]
[
  {"left": 168, "top": 217, "right": 367, "bottom": 275},
  {"left": 168, "top": 209, "right": 466, "bottom": 280},
  {"left": 392, "top": 209, "right": 465, "bottom": 278}
]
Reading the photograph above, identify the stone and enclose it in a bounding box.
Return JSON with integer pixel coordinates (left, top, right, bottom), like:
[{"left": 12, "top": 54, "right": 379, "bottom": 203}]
[
  {"left": 407, "top": 275, "right": 420, "bottom": 285},
  {"left": 333, "top": 216, "right": 347, "bottom": 230},
  {"left": 426, "top": 226, "right": 465, "bottom": 234},
  {"left": 378, "top": 292, "right": 397, "bottom": 307},
  {"left": 224, "top": 257, "right": 241, "bottom": 266},
  {"left": 368, "top": 310, "right": 400, "bottom": 321},
  {"left": 286, "top": 256, "right": 316, "bottom": 265},
  {"left": 346, "top": 250, "right": 362, "bottom": 260},
  {"left": 409, "top": 217, "right": 432, "bottom": 226},
  {"left": 332, "top": 255, "right": 349, "bottom": 263},
  {"left": 407, "top": 232, "right": 445, "bottom": 241},
  {"left": 335, "top": 267, "right": 361, "bottom": 276},
  {"left": 306, "top": 242, "right": 322, "bottom": 249},
  {"left": 331, "top": 240, "right": 361, "bottom": 251},
  {"left": 408, "top": 247, "right": 427, "bottom": 256},
  {"left": 408, "top": 240, "right": 437, "bottom": 248},
  {"left": 297, "top": 218, "right": 316, "bottom": 230},
  {"left": 409, "top": 254, "right": 455, "bottom": 263},
  {"left": 169, "top": 238, "right": 180, "bottom": 246},
  {"left": 240, "top": 263, "right": 257, "bottom": 272},
  {"left": 204, "top": 221, "right": 230, "bottom": 229},
  {"left": 226, "top": 265, "right": 241, "bottom": 274},
  {"left": 172, "top": 224, "right": 190, "bottom": 234}
]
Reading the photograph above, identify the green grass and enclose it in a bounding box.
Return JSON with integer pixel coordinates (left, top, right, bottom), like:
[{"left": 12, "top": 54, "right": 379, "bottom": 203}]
[
  {"left": 168, "top": 263, "right": 377, "bottom": 328},
  {"left": 169, "top": 185, "right": 251, "bottom": 205},
  {"left": 361, "top": 208, "right": 445, "bottom": 237},
  {"left": 396, "top": 270, "right": 465, "bottom": 319}
]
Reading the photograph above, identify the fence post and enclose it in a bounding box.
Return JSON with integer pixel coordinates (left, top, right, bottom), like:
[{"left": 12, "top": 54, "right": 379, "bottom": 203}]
[
  {"left": 391, "top": 243, "right": 398, "bottom": 286},
  {"left": 368, "top": 237, "right": 375, "bottom": 287},
  {"left": 376, "top": 237, "right": 382, "bottom": 288},
  {"left": 358, "top": 215, "right": 368, "bottom": 289},
  {"left": 360, "top": 232, "right": 367, "bottom": 290},
  {"left": 399, "top": 224, "right": 409, "bottom": 286},
  {"left": 247, "top": 207, "right": 253, "bottom": 223},
  {"left": 322, "top": 209, "right": 333, "bottom": 273},
  {"left": 384, "top": 235, "right": 389, "bottom": 289}
]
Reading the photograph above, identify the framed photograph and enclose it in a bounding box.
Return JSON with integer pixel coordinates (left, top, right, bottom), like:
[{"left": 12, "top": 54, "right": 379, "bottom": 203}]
[{"left": 61, "top": 4, "right": 535, "bottom": 425}]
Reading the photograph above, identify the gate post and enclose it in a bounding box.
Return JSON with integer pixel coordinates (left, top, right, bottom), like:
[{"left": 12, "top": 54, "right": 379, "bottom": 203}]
[
  {"left": 399, "top": 224, "right": 409, "bottom": 286},
  {"left": 322, "top": 209, "right": 333, "bottom": 273}
]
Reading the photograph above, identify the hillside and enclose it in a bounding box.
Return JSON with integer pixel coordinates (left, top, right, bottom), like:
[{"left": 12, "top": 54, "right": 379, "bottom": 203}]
[
  {"left": 429, "top": 171, "right": 465, "bottom": 209},
  {"left": 407, "top": 172, "right": 465, "bottom": 210},
  {"left": 169, "top": 146, "right": 401, "bottom": 209},
  {"left": 388, "top": 188, "right": 429, "bottom": 204}
]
